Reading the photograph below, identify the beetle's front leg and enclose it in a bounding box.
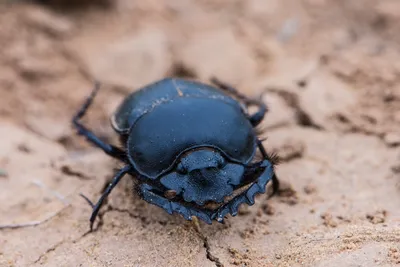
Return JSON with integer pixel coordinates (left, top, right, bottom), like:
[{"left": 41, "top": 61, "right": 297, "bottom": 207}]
[
  {"left": 212, "top": 159, "right": 275, "bottom": 222},
  {"left": 137, "top": 183, "right": 214, "bottom": 224},
  {"left": 256, "top": 138, "right": 280, "bottom": 196},
  {"left": 72, "top": 82, "right": 127, "bottom": 162}
]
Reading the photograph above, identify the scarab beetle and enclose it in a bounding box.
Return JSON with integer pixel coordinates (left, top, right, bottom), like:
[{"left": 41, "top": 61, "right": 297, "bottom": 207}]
[{"left": 73, "top": 77, "right": 279, "bottom": 230}]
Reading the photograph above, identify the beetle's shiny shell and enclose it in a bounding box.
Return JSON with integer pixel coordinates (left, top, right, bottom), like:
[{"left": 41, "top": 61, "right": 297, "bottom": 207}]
[{"left": 111, "top": 78, "right": 257, "bottom": 178}]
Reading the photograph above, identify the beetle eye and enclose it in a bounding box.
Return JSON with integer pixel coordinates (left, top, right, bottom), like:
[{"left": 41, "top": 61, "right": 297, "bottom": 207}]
[
  {"left": 217, "top": 157, "right": 226, "bottom": 168},
  {"left": 176, "top": 162, "right": 187, "bottom": 174}
]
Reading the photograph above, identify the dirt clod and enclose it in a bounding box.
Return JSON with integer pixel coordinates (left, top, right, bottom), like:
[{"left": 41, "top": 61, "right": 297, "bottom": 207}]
[
  {"left": 0, "top": 168, "right": 8, "bottom": 178},
  {"left": 276, "top": 181, "right": 299, "bottom": 206},
  {"left": 260, "top": 203, "right": 275, "bottom": 216},
  {"left": 303, "top": 184, "right": 317, "bottom": 195},
  {"left": 238, "top": 205, "right": 252, "bottom": 216},
  {"left": 321, "top": 212, "right": 338, "bottom": 228},
  {"left": 274, "top": 140, "right": 305, "bottom": 162},
  {"left": 366, "top": 210, "right": 387, "bottom": 224},
  {"left": 228, "top": 247, "right": 250, "bottom": 266},
  {"left": 384, "top": 132, "right": 400, "bottom": 147},
  {"left": 392, "top": 164, "right": 400, "bottom": 174},
  {"left": 17, "top": 143, "right": 32, "bottom": 153},
  {"left": 388, "top": 247, "right": 400, "bottom": 265}
]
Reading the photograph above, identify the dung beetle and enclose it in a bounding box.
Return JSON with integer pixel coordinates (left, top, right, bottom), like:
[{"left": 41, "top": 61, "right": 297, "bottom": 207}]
[{"left": 73, "top": 77, "right": 279, "bottom": 230}]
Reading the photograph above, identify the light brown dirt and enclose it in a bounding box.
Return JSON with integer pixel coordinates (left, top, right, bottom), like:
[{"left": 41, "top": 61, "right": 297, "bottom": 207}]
[{"left": 0, "top": 1, "right": 399, "bottom": 266}]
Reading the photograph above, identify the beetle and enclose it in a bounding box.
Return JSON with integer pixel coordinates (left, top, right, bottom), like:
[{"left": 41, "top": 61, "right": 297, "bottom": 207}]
[{"left": 73, "top": 77, "right": 279, "bottom": 230}]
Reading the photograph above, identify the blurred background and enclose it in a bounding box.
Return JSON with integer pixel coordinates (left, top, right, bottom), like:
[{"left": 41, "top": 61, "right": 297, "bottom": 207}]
[{"left": 0, "top": 1, "right": 399, "bottom": 266}]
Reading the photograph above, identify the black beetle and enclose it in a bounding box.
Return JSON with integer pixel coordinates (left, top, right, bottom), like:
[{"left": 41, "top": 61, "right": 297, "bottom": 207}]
[{"left": 73, "top": 77, "right": 279, "bottom": 230}]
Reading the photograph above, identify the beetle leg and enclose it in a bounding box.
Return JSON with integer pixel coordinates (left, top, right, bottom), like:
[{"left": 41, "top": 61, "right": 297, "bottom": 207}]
[
  {"left": 138, "top": 159, "right": 276, "bottom": 225},
  {"left": 210, "top": 77, "right": 267, "bottom": 126},
  {"left": 72, "top": 82, "right": 126, "bottom": 161},
  {"left": 212, "top": 159, "right": 275, "bottom": 222},
  {"left": 138, "top": 183, "right": 214, "bottom": 224},
  {"left": 83, "top": 165, "right": 132, "bottom": 231},
  {"left": 256, "top": 139, "right": 280, "bottom": 196}
]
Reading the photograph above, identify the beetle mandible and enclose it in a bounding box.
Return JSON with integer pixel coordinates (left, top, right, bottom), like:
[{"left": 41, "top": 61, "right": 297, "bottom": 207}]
[{"left": 73, "top": 77, "right": 280, "bottom": 230}]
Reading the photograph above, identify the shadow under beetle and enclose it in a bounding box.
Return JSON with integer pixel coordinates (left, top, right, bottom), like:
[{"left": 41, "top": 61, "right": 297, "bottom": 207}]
[{"left": 73, "top": 77, "right": 280, "bottom": 230}]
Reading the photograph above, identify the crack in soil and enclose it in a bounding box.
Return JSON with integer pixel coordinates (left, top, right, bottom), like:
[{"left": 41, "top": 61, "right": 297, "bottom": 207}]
[
  {"left": 33, "top": 240, "right": 65, "bottom": 264},
  {"left": 107, "top": 206, "right": 139, "bottom": 219},
  {"left": 32, "top": 229, "right": 91, "bottom": 264},
  {"left": 96, "top": 204, "right": 158, "bottom": 228},
  {"left": 191, "top": 218, "right": 224, "bottom": 267},
  {"left": 332, "top": 114, "right": 390, "bottom": 141},
  {"left": 203, "top": 236, "right": 224, "bottom": 267},
  {"left": 106, "top": 205, "right": 154, "bottom": 225},
  {"left": 265, "top": 88, "right": 324, "bottom": 130},
  {"left": 60, "top": 165, "right": 93, "bottom": 180}
]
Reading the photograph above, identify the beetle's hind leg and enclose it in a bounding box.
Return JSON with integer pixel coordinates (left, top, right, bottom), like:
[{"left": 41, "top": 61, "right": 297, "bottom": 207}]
[
  {"left": 210, "top": 77, "right": 267, "bottom": 127},
  {"left": 72, "top": 82, "right": 126, "bottom": 161}
]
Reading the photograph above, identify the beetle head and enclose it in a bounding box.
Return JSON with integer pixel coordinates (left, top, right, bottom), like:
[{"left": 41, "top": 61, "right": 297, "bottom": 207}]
[{"left": 160, "top": 148, "right": 245, "bottom": 206}]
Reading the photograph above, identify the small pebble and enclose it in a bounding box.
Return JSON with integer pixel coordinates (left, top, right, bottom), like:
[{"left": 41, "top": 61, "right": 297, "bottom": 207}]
[
  {"left": 303, "top": 184, "right": 317, "bottom": 195},
  {"left": 261, "top": 203, "right": 275, "bottom": 216},
  {"left": 384, "top": 132, "right": 400, "bottom": 147},
  {"left": 366, "top": 210, "right": 387, "bottom": 224},
  {"left": 391, "top": 164, "right": 400, "bottom": 174},
  {"left": 0, "top": 169, "right": 8, "bottom": 178}
]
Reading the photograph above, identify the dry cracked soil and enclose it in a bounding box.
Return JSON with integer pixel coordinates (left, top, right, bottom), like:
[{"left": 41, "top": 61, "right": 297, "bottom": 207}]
[{"left": 0, "top": 0, "right": 400, "bottom": 266}]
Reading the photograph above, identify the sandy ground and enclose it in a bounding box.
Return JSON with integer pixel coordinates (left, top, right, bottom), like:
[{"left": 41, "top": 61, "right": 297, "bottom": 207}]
[{"left": 0, "top": 1, "right": 400, "bottom": 266}]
